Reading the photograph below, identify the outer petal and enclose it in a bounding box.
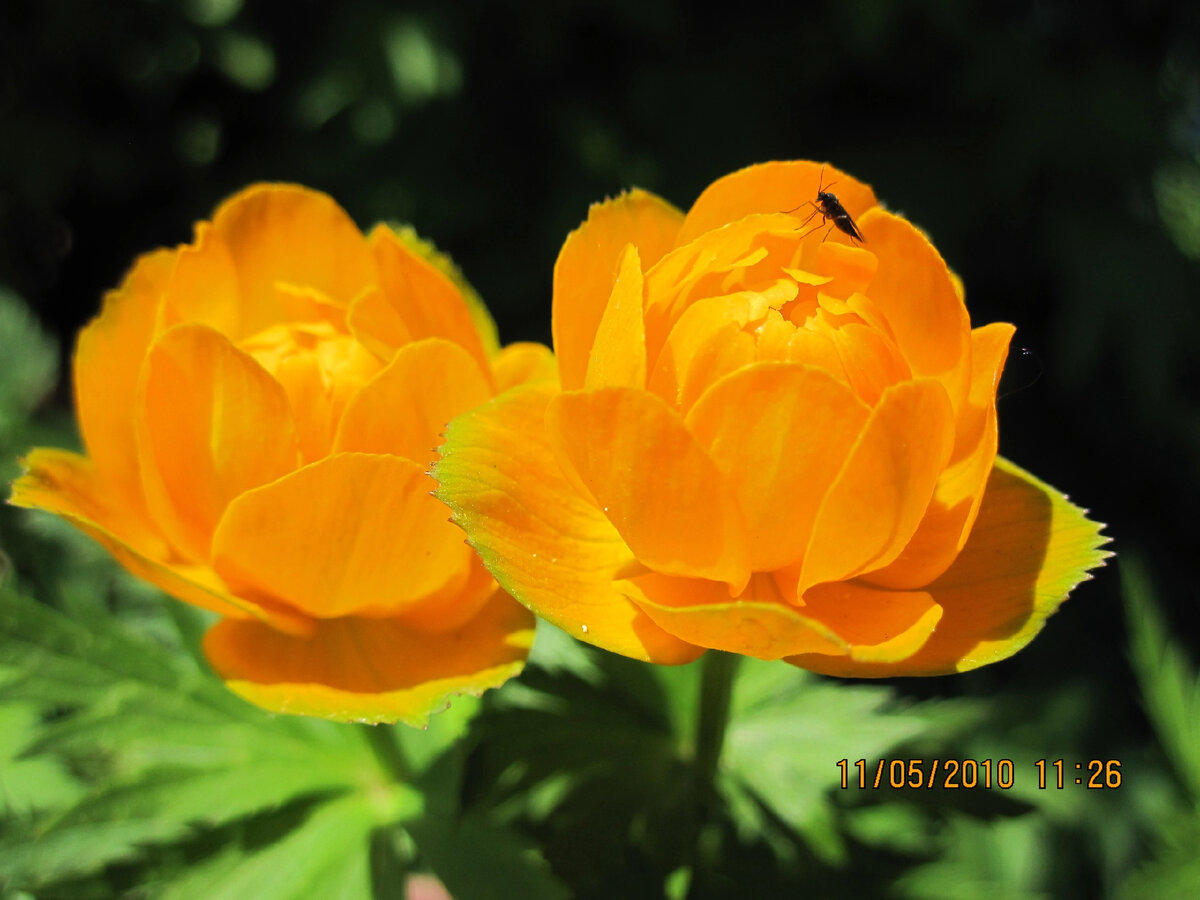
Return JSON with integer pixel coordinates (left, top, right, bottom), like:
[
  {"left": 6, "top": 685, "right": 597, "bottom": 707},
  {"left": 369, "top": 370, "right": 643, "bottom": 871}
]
[
  {"left": 74, "top": 248, "right": 175, "bottom": 508},
  {"left": 616, "top": 573, "right": 849, "bottom": 659},
  {"left": 553, "top": 190, "right": 684, "bottom": 391},
  {"left": 159, "top": 222, "right": 241, "bottom": 335},
  {"left": 790, "top": 457, "right": 1111, "bottom": 676},
  {"left": 334, "top": 337, "right": 492, "bottom": 465},
  {"left": 584, "top": 244, "right": 646, "bottom": 390},
  {"left": 676, "top": 160, "right": 878, "bottom": 247},
  {"left": 212, "top": 454, "right": 472, "bottom": 620},
  {"left": 685, "top": 363, "right": 871, "bottom": 572},
  {"left": 136, "top": 324, "right": 301, "bottom": 563},
  {"left": 491, "top": 342, "right": 559, "bottom": 392},
  {"left": 9, "top": 449, "right": 312, "bottom": 635},
  {"left": 368, "top": 225, "right": 493, "bottom": 377},
  {"left": 855, "top": 209, "right": 972, "bottom": 415},
  {"left": 546, "top": 388, "right": 751, "bottom": 590},
  {"left": 202, "top": 588, "right": 534, "bottom": 726},
  {"left": 434, "top": 384, "right": 702, "bottom": 664},
  {"left": 866, "top": 322, "right": 1015, "bottom": 588},
  {"left": 785, "top": 581, "right": 943, "bottom": 666},
  {"left": 210, "top": 184, "right": 375, "bottom": 337},
  {"left": 797, "top": 378, "right": 955, "bottom": 592}
]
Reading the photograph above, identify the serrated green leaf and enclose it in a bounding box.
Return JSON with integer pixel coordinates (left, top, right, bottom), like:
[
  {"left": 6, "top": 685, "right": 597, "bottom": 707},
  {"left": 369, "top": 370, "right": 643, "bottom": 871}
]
[
  {"left": 157, "top": 793, "right": 378, "bottom": 900},
  {"left": 721, "top": 660, "right": 982, "bottom": 861},
  {"left": 0, "top": 701, "right": 83, "bottom": 816}
]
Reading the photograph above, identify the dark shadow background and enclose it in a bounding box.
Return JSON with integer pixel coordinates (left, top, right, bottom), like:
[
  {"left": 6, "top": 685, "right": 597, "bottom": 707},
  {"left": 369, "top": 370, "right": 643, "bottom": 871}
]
[{"left": 2, "top": 0, "right": 1199, "bottom": 884}]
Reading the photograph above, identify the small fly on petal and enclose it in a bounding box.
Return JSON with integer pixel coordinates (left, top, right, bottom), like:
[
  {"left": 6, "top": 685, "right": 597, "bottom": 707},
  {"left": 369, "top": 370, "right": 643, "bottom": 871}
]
[{"left": 788, "top": 164, "right": 865, "bottom": 245}]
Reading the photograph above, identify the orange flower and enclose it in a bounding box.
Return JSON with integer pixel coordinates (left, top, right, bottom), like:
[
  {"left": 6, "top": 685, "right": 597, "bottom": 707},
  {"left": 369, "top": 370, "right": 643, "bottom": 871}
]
[
  {"left": 9, "top": 184, "right": 550, "bottom": 723},
  {"left": 436, "top": 161, "right": 1110, "bottom": 674}
]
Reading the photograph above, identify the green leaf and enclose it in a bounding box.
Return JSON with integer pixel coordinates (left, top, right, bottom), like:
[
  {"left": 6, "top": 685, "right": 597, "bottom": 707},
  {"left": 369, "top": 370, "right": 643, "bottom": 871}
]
[
  {"left": 158, "top": 793, "right": 378, "bottom": 900},
  {"left": 408, "top": 811, "right": 570, "bottom": 900},
  {"left": 720, "top": 660, "right": 982, "bottom": 862},
  {"left": 1123, "top": 556, "right": 1200, "bottom": 804},
  {"left": 0, "top": 592, "right": 388, "bottom": 889},
  {"left": 0, "top": 287, "right": 58, "bottom": 436}
]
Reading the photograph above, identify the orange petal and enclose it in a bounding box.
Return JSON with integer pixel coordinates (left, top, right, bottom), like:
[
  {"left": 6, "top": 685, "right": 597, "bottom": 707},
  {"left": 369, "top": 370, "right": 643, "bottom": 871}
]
[
  {"left": 855, "top": 208, "right": 972, "bottom": 414},
  {"left": 210, "top": 184, "right": 375, "bottom": 337},
  {"left": 788, "top": 457, "right": 1111, "bottom": 676},
  {"left": 160, "top": 222, "right": 241, "bottom": 335},
  {"left": 616, "top": 572, "right": 848, "bottom": 659},
  {"left": 643, "top": 213, "right": 795, "bottom": 367},
  {"left": 345, "top": 286, "right": 413, "bottom": 361},
  {"left": 677, "top": 160, "right": 878, "bottom": 247},
  {"left": 368, "top": 225, "right": 492, "bottom": 377},
  {"left": 74, "top": 247, "right": 176, "bottom": 508},
  {"left": 814, "top": 242, "right": 878, "bottom": 300},
  {"left": 491, "top": 341, "right": 559, "bottom": 392},
  {"left": 788, "top": 581, "right": 943, "bottom": 667},
  {"left": 553, "top": 190, "right": 684, "bottom": 390},
  {"left": 203, "top": 587, "right": 534, "bottom": 725},
  {"left": 546, "top": 387, "right": 751, "bottom": 590},
  {"left": 334, "top": 338, "right": 492, "bottom": 465},
  {"left": 797, "top": 378, "right": 955, "bottom": 591},
  {"left": 646, "top": 295, "right": 760, "bottom": 414},
  {"left": 434, "top": 384, "right": 701, "bottom": 664},
  {"left": 584, "top": 244, "right": 647, "bottom": 390},
  {"left": 866, "top": 322, "right": 1015, "bottom": 589},
  {"left": 136, "top": 324, "right": 301, "bottom": 563},
  {"left": 211, "top": 453, "right": 472, "bottom": 620},
  {"left": 685, "top": 363, "right": 871, "bottom": 572},
  {"left": 9, "top": 448, "right": 312, "bottom": 634}
]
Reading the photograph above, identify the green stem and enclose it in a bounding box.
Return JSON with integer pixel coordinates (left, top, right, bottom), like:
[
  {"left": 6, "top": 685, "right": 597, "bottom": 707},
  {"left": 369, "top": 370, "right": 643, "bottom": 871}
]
[
  {"left": 693, "top": 650, "right": 739, "bottom": 794},
  {"left": 682, "top": 650, "right": 739, "bottom": 898},
  {"left": 360, "top": 722, "right": 412, "bottom": 784}
]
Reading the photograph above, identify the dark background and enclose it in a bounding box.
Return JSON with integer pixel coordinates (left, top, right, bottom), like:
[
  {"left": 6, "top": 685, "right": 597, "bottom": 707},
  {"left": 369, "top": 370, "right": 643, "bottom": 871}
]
[{"left": 2, "top": 0, "right": 1199, "bottom": 891}]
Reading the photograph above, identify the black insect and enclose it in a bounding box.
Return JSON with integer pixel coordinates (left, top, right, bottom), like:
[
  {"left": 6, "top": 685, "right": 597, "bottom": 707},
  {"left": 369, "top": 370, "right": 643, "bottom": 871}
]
[{"left": 790, "top": 165, "right": 865, "bottom": 245}]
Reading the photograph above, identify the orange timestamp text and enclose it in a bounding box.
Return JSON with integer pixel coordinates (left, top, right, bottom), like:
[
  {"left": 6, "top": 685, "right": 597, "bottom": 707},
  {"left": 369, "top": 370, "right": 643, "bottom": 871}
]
[{"left": 836, "top": 758, "right": 1125, "bottom": 790}]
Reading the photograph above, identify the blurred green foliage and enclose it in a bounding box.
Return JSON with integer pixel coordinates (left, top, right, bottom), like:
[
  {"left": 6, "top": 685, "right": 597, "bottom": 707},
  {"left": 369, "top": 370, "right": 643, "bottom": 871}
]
[{"left": 2, "top": 0, "right": 1200, "bottom": 896}]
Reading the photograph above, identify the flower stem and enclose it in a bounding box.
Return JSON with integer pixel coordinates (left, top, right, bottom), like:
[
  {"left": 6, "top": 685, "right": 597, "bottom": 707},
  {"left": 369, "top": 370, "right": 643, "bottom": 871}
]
[
  {"left": 693, "top": 650, "right": 739, "bottom": 794},
  {"left": 681, "top": 650, "right": 739, "bottom": 897}
]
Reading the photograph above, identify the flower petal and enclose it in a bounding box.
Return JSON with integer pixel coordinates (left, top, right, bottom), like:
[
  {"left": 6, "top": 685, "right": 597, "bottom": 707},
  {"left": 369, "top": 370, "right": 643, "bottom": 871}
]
[
  {"left": 616, "top": 572, "right": 849, "bottom": 659},
  {"left": 797, "top": 378, "right": 955, "bottom": 592},
  {"left": 685, "top": 362, "right": 871, "bottom": 572},
  {"left": 789, "top": 581, "right": 943, "bottom": 666},
  {"left": 202, "top": 587, "right": 534, "bottom": 725},
  {"left": 435, "top": 385, "right": 701, "bottom": 663},
  {"left": 646, "top": 294, "right": 761, "bottom": 414},
  {"left": 9, "top": 449, "right": 312, "bottom": 634},
  {"left": 854, "top": 209, "right": 972, "bottom": 414},
  {"left": 491, "top": 341, "right": 559, "bottom": 392},
  {"left": 345, "top": 286, "right": 413, "bottom": 361},
  {"left": 160, "top": 222, "right": 241, "bottom": 335},
  {"left": 210, "top": 184, "right": 375, "bottom": 336},
  {"left": 553, "top": 190, "right": 684, "bottom": 390},
  {"left": 212, "top": 453, "right": 472, "bottom": 620},
  {"left": 584, "top": 244, "right": 647, "bottom": 390},
  {"left": 676, "top": 160, "right": 877, "bottom": 247},
  {"left": 334, "top": 338, "right": 492, "bottom": 465},
  {"left": 136, "top": 324, "right": 300, "bottom": 563},
  {"left": 74, "top": 248, "right": 175, "bottom": 507},
  {"left": 790, "top": 458, "right": 1111, "bottom": 676},
  {"left": 368, "top": 225, "right": 493, "bottom": 377},
  {"left": 866, "top": 322, "right": 1015, "bottom": 588},
  {"left": 546, "top": 387, "right": 751, "bottom": 590}
]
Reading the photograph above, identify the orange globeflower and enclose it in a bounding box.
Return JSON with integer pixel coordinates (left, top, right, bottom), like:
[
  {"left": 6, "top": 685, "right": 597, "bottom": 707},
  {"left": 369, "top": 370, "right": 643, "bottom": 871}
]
[
  {"left": 9, "top": 184, "right": 551, "bottom": 724},
  {"left": 436, "top": 161, "right": 1109, "bottom": 674}
]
